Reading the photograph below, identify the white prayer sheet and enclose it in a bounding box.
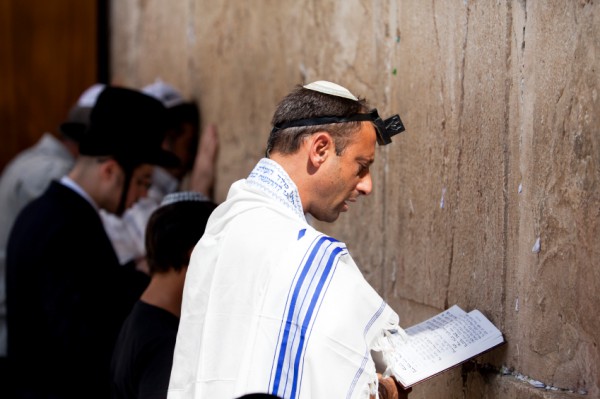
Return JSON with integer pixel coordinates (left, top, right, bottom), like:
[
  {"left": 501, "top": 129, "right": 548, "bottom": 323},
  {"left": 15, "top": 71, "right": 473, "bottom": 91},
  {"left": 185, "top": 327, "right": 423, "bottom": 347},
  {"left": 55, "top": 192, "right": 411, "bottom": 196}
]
[{"left": 385, "top": 305, "right": 504, "bottom": 387}]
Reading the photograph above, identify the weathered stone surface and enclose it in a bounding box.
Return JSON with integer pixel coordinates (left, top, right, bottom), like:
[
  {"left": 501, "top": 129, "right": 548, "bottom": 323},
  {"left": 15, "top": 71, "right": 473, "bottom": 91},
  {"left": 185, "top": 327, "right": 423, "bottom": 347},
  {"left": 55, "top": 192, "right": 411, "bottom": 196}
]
[{"left": 111, "top": 1, "right": 600, "bottom": 397}]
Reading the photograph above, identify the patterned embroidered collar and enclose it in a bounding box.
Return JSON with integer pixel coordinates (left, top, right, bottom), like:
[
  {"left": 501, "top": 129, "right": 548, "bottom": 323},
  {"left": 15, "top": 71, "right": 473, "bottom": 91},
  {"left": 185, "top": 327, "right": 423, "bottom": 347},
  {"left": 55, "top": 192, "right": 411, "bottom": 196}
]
[{"left": 246, "top": 158, "right": 305, "bottom": 221}]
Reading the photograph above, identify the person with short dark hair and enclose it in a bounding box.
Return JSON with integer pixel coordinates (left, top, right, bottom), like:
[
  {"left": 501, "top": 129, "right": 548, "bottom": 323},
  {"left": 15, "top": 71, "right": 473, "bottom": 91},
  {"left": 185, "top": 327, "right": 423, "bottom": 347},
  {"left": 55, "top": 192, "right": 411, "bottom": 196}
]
[
  {"left": 110, "top": 192, "right": 217, "bottom": 399},
  {"left": 168, "top": 81, "right": 408, "bottom": 398},
  {"left": 6, "top": 86, "right": 179, "bottom": 399}
]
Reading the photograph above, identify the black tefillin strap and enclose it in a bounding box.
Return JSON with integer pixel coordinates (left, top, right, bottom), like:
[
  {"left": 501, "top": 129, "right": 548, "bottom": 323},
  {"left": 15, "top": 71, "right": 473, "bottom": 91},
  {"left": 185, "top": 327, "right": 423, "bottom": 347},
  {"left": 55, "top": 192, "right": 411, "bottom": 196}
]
[{"left": 270, "top": 109, "right": 405, "bottom": 145}]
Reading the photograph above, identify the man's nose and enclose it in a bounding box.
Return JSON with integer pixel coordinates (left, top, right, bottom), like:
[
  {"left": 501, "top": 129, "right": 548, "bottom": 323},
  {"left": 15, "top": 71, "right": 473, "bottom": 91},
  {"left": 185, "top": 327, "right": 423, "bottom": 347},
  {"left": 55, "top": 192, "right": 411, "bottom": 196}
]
[{"left": 357, "top": 172, "right": 372, "bottom": 195}]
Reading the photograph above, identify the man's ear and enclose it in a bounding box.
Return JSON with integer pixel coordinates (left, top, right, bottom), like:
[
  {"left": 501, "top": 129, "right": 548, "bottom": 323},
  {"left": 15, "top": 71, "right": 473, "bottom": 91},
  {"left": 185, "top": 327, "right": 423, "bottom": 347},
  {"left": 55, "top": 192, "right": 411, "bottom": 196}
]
[
  {"left": 308, "top": 132, "right": 333, "bottom": 167},
  {"left": 98, "top": 158, "right": 120, "bottom": 182}
]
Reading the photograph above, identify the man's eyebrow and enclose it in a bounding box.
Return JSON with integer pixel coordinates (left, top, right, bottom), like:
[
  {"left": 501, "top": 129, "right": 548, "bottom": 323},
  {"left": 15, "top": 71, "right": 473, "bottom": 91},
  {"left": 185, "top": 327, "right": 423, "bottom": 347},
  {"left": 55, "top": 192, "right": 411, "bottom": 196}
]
[{"left": 357, "top": 156, "right": 375, "bottom": 165}]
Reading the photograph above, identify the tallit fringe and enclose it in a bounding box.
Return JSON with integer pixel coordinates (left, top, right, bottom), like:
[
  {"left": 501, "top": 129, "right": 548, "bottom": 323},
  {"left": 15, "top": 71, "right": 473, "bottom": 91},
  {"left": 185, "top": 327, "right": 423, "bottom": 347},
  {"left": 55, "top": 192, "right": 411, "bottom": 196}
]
[{"left": 371, "top": 323, "right": 409, "bottom": 380}]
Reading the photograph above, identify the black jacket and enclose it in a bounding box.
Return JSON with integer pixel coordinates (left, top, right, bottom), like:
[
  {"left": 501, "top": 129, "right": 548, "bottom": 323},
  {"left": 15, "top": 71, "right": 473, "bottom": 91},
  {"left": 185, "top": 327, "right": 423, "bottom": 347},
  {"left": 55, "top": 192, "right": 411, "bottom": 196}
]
[{"left": 6, "top": 181, "right": 149, "bottom": 399}]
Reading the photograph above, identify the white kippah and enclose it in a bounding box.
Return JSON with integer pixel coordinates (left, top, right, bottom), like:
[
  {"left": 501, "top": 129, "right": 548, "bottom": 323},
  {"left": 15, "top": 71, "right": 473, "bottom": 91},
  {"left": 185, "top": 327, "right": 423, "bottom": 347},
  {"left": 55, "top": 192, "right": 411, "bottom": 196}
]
[
  {"left": 303, "top": 80, "right": 359, "bottom": 101},
  {"left": 77, "top": 83, "right": 105, "bottom": 107},
  {"left": 160, "top": 191, "right": 210, "bottom": 207},
  {"left": 142, "top": 79, "right": 186, "bottom": 109}
]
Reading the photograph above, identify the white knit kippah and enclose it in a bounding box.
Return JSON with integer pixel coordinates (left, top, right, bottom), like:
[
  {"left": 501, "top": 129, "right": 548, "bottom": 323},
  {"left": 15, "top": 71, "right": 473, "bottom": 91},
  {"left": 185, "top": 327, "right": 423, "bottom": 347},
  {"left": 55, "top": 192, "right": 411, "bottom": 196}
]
[
  {"left": 77, "top": 83, "right": 106, "bottom": 107},
  {"left": 142, "top": 79, "right": 186, "bottom": 109},
  {"left": 160, "top": 191, "right": 210, "bottom": 207},
  {"left": 302, "top": 80, "right": 358, "bottom": 101}
]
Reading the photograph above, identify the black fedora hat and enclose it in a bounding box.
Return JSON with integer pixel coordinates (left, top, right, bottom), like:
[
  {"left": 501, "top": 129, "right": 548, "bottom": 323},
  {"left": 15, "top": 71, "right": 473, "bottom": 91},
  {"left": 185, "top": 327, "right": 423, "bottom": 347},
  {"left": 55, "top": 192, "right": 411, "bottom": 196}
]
[{"left": 79, "top": 86, "right": 180, "bottom": 168}]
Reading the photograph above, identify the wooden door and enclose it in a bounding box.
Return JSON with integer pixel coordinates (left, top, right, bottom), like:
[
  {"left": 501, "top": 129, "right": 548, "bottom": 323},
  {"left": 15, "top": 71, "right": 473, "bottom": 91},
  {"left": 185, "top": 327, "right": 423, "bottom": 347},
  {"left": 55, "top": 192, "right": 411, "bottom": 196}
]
[{"left": 0, "top": 0, "right": 106, "bottom": 171}]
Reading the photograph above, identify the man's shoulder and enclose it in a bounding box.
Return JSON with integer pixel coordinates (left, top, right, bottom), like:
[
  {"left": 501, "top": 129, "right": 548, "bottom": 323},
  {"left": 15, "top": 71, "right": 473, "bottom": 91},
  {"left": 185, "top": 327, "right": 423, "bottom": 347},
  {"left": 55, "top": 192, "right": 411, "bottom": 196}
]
[
  {"left": 14, "top": 183, "right": 95, "bottom": 229},
  {"left": 8, "top": 184, "right": 110, "bottom": 261},
  {"left": 0, "top": 148, "right": 73, "bottom": 199},
  {"left": 3, "top": 134, "right": 71, "bottom": 168}
]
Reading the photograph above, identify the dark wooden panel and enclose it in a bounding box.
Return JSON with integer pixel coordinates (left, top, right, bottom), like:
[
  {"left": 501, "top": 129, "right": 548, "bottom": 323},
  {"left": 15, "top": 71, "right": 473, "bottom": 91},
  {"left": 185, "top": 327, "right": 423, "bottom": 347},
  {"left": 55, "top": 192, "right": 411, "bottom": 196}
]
[{"left": 0, "top": 0, "right": 99, "bottom": 171}]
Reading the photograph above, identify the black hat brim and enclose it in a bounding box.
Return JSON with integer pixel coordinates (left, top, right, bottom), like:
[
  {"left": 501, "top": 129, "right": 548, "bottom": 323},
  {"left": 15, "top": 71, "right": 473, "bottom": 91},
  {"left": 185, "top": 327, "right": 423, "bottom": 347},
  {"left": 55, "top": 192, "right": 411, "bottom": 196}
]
[
  {"left": 59, "top": 122, "right": 87, "bottom": 142},
  {"left": 111, "top": 147, "right": 181, "bottom": 169}
]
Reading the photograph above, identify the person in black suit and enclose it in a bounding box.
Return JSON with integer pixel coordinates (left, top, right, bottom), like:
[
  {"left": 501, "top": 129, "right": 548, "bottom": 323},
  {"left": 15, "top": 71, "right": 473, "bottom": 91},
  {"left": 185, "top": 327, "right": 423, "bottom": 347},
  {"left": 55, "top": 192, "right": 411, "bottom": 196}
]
[{"left": 5, "top": 86, "right": 179, "bottom": 399}]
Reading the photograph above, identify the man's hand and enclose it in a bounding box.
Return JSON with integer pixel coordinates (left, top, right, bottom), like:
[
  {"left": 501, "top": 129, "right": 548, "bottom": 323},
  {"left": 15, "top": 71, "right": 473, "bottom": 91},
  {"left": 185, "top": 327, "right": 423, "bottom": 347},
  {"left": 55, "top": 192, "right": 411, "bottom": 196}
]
[{"left": 375, "top": 373, "right": 412, "bottom": 399}]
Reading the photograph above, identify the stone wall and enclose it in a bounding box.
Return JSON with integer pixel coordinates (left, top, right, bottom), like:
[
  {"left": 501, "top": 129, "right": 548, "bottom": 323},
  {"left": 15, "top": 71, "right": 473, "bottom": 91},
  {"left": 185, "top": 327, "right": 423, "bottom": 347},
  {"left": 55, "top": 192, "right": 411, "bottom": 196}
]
[{"left": 111, "top": 1, "right": 600, "bottom": 397}]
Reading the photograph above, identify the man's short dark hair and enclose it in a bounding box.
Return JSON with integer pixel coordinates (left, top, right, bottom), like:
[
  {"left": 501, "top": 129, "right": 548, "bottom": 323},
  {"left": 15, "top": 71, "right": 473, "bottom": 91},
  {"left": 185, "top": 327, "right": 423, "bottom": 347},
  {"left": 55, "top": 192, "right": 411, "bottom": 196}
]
[
  {"left": 167, "top": 102, "right": 200, "bottom": 132},
  {"left": 267, "top": 86, "right": 370, "bottom": 156},
  {"left": 163, "top": 101, "right": 201, "bottom": 172},
  {"left": 145, "top": 200, "right": 217, "bottom": 274}
]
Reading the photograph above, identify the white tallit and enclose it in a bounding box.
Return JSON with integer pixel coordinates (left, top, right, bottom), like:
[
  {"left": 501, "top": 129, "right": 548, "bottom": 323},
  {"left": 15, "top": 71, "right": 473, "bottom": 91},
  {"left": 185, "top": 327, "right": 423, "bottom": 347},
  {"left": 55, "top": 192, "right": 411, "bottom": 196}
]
[{"left": 168, "top": 158, "right": 401, "bottom": 399}]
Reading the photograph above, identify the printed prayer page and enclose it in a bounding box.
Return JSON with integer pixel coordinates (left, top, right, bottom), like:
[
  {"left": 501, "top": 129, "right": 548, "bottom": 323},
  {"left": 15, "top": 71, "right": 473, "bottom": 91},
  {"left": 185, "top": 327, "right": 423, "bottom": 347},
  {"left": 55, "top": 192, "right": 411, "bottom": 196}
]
[{"left": 384, "top": 305, "right": 504, "bottom": 388}]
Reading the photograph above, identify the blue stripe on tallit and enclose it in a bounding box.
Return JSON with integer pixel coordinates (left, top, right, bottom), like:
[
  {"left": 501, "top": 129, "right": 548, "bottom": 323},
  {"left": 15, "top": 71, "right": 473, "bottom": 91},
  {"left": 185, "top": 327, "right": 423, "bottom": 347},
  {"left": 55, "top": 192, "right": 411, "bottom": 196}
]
[
  {"left": 294, "top": 244, "right": 343, "bottom": 398},
  {"left": 297, "top": 228, "right": 306, "bottom": 240},
  {"left": 290, "top": 245, "right": 343, "bottom": 398},
  {"left": 345, "top": 300, "right": 388, "bottom": 399},
  {"left": 269, "top": 235, "right": 346, "bottom": 398}
]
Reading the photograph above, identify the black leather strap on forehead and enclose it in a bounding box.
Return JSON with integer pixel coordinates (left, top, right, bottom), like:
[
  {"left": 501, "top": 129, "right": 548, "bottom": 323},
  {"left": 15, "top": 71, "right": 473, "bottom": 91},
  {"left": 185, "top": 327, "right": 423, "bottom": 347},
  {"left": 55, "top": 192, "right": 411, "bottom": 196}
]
[{"left": 271, "top": 109, "right": 405, "bottom": 145}]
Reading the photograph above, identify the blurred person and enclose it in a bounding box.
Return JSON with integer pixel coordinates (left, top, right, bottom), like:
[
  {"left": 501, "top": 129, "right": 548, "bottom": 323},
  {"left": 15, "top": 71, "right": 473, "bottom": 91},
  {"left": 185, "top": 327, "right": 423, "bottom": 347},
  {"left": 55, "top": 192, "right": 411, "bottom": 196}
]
[
  {"left": 102, "top": 80, "right": 219, "bottom": 269},
  {"left": 5, "top": 86, "right": 179, "bottom": 399},
  {"left": 110, "top": 191, "right": 217, "bottom": 399},
  {"left": 0, "top": 83, "right": 104, "bottom": 382}
]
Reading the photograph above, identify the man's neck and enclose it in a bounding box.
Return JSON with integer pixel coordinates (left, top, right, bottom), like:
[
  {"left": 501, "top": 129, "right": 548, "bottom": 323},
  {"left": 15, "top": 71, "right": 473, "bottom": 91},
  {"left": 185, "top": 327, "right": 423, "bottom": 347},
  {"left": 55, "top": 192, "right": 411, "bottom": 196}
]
[
  {"left": 59, "top": 176, "right": 99, "bottom": 210},
  {"left": 140, "top": 270, "right": 185, "bottom": 317}
]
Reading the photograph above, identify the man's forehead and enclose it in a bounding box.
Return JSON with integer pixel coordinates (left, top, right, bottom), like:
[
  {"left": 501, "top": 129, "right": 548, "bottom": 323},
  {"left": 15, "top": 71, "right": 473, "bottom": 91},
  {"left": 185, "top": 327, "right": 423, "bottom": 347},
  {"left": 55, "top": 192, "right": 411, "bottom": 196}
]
[{"left": 349, "top": 122, "right": 377, "bottom": 159}]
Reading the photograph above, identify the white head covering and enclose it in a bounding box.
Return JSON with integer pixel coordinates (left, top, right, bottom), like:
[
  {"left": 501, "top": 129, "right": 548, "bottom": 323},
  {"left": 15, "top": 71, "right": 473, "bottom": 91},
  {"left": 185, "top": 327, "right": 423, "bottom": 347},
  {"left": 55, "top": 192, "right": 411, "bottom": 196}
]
[
  {"left": 142, "top": 79, "right": 186, "bottom": 109},
  {"left": 302, "top": 80, "right": 359, "bottom": 101},
  {"left": 160, "top": 191, "right": 210, "bottom": 207},
  {"left": 77, "top": 83, "right": 106, "bottom": 107}
]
